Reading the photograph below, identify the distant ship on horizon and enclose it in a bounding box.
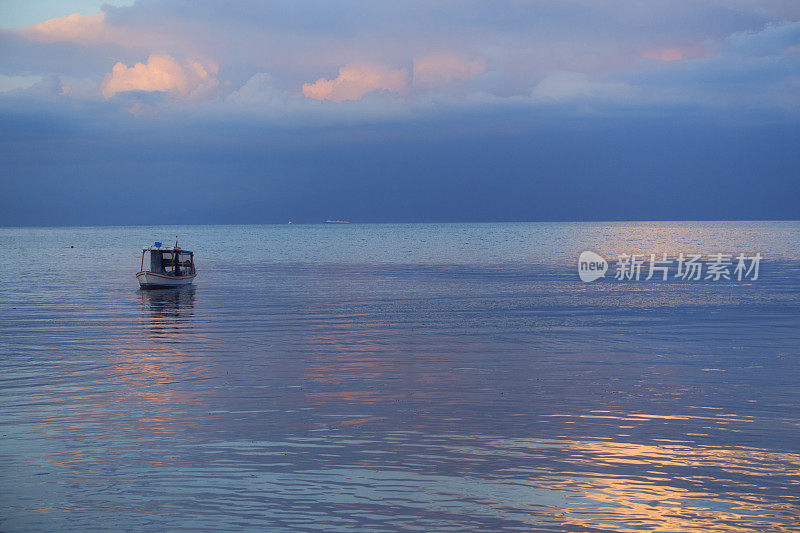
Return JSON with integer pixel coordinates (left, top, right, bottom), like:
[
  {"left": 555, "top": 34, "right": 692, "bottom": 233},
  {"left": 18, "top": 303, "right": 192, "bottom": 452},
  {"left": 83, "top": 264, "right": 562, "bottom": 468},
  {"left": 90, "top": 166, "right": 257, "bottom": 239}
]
[{"left": 324, "top": 220, "right": 350, "bottom": 224}]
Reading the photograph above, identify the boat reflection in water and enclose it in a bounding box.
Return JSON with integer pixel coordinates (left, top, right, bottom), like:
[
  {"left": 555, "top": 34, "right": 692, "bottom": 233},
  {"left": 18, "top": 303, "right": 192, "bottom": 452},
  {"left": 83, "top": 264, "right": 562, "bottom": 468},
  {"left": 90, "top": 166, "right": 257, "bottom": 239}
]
[{"left": 138, "top": 286, "right": 195, "bottom": 337}]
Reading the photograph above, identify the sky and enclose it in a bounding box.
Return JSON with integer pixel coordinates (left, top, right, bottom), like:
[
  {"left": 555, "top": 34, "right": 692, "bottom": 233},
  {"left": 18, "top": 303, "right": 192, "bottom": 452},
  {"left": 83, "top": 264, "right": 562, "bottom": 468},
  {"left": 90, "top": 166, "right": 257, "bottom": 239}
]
[{"left": 0, "top": 1, "right": 798, "bottom": 226}]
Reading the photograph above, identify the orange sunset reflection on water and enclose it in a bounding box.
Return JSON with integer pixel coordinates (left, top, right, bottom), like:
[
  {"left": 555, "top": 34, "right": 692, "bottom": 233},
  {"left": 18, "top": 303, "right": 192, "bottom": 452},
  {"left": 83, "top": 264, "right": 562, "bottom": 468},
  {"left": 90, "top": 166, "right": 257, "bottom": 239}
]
[{"left": 555, "top": 438, "right": 800, "bottom": 531}]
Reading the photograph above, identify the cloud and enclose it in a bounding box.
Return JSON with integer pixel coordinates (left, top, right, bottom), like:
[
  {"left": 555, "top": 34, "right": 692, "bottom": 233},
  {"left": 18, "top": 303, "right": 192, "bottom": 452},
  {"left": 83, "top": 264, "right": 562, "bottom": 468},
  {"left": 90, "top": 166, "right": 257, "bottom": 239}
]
[
  {"left": 22, "top": 12, "right": 110, "bottom": 44},
  {"left": 18, "top": 10, "right": 203, "bottom": 57},
  {"left": 227, "top": 73, "right": 286, "bottom": 106},
  {"left": 617, "top": 21, "right": 800, "bottom": 110},
  {"left": 412, "top": 54, "right": 489, "bottom": 89},
  {"left": 0, "top": 74, "right": 42, "bottom": 93},
  {"left": 724, "top": 20, "right": 800, "bottom": 56},
  {"left": 300, "top": 55, "right": 489, "bottom": 104},
  {"left": 1, "top": 1, "right": 798, "bottom": 119},
  {"left": 100, "top": 54, "right": 219, "bottom": 99},
  {"left": 302, "top": 63, "right": 409, "bottom": 102},
  {"left": 640, "top": 45, "right": 712, "bottom": 62},
  {"left": 531, "top": 71, "right": 634, "bottom": 102}
]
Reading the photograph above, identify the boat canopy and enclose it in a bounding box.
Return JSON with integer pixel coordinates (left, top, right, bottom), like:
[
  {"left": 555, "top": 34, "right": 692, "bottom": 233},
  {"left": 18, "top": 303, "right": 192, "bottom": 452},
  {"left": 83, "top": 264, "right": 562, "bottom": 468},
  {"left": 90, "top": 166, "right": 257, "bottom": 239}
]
[
  {"left": 140, "top": 247, "right": 195, "bottom": 276},
  {"left": 142, "top": 246, "right": 193, "bottom": 253}
]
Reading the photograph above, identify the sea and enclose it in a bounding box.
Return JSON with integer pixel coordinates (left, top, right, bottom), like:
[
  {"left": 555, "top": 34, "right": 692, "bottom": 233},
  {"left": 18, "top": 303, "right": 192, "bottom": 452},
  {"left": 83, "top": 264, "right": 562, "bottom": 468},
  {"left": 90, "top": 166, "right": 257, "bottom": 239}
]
[{"left": 1, "top": 221, "right": 799, "bottom": 532}]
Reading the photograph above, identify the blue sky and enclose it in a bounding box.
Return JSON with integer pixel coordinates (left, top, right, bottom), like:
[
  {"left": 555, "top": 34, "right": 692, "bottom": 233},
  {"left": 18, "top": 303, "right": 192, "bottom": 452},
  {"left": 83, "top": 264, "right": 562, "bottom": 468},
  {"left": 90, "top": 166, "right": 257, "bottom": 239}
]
[{"left": 0, "top": 1, "right": 798, "bottom": 225}]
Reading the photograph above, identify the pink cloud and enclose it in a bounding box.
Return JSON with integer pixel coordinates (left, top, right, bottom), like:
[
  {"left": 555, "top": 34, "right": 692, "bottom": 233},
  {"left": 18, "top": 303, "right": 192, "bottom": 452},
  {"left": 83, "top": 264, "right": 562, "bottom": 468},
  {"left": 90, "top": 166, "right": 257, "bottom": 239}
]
[
  {"left": 23, "top": 12, "right": 110, "bottom": 44},
  {"left": 640, "top": 45, "right": 712, "bottom": 62},
  {"left": 100, "top": 54, "right": 219, "bottom": 99},
  {"left": 20, "top": 11, "right": 183, "bottom": 53},
  {"left": 302, "top": 63, "right": 409, "bottom": 102},
  {"left": 412, "top": 54, "right": 488, "bottom": 89}
]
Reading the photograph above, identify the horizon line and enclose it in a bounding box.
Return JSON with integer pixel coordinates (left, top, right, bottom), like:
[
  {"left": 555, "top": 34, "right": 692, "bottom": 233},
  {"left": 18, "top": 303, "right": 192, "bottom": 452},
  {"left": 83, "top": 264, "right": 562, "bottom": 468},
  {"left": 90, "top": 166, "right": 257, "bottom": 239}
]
[{"left": 2, "top": 218, "right": 799, "bottom": 230}]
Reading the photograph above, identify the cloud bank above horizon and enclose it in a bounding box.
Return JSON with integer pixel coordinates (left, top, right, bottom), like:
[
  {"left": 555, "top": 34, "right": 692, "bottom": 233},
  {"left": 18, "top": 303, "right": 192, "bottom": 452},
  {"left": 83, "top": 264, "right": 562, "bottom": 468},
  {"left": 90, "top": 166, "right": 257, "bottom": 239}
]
[
  {"left": 1, "top": 1, "right": 799, "bottom": 225},
  {"left": 0, "top": 0, "right": 797, "bottom": 119}
]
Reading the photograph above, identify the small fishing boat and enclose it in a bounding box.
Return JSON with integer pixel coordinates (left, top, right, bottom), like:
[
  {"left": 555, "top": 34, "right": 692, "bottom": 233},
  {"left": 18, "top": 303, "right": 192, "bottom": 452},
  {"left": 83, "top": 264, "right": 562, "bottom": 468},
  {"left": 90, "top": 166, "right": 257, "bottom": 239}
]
[{"left": 136, "top": 242, "right": 196, "bottom": 289}]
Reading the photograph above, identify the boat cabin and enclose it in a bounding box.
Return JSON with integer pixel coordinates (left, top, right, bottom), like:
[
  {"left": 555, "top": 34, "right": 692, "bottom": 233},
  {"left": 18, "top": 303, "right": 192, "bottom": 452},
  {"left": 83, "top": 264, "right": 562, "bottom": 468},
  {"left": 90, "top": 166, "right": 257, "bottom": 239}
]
[{"left": 140, "top": 246, "right": 195, "bottom": 277}]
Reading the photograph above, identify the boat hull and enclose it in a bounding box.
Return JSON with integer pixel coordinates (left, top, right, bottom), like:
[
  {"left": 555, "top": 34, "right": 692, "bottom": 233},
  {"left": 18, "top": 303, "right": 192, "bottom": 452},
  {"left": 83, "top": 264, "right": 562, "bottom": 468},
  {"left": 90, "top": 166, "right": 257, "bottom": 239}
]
[{"left": 136, "top": 271, "right": 196, "bottom": 289}]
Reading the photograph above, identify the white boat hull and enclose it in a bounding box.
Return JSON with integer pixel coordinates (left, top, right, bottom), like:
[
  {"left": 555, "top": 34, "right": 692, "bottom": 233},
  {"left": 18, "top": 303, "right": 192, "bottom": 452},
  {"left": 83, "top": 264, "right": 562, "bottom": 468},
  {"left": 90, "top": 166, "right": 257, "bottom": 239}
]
[{"left": 136, "top": 271, "right": 196, "bottom": 289}]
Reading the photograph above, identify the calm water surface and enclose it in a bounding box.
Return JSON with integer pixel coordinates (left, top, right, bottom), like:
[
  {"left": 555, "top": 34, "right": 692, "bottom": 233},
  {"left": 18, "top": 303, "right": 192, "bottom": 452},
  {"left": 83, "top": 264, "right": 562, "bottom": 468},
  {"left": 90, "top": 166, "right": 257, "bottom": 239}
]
[{"left": 1, "top": 222, "right": 799, "bottom": 531}]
